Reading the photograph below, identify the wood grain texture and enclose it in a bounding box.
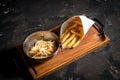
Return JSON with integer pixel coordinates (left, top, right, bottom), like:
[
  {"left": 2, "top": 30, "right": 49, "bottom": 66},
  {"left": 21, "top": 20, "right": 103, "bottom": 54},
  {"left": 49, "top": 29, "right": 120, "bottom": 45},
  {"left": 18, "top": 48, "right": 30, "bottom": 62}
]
[{"left": 16, "top": 25, "right": 110, "bottom": 80}]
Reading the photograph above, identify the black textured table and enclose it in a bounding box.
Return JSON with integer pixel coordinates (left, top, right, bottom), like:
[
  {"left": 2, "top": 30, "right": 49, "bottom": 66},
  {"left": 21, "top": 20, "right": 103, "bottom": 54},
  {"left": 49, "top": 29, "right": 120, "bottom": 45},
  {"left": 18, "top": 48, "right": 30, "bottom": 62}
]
[{"left": 0, "top": 0, "right": 120, "bottom": 80}]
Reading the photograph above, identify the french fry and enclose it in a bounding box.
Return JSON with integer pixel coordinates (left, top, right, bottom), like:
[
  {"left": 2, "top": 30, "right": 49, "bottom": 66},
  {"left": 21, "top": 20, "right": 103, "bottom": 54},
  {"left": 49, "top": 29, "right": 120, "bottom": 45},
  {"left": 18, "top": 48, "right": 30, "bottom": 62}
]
[
  {"left": 67, "top": 36, "right": 77, "bottom": 48},
  {"left": 78, "top": 26, "right": 84, "bottom": 32},
  {"left": 72, "top": 39, "right": 81, "bottom": 48},
  {"left": 62, "top": 33, "right": 76, "bottom": 48},
  {"left": 60, "top": 24, "right": 77, "bottom": 40},
  {"left": 74, "top": 20, "right": 82, "bottom": 26},
  {"left": 78, "top": 25, "right": 83, "bottom": 30},
  {"left": 70, "top": 29, "right": 81, "bottom": 37},
  {"left": 60, "top": 29, "right": 68, "bottom": 40},
  {"left": 60, "top": 32, "right": 71, "bottom": 44},
  {"left": 65, "top": 23, "right": 77, "bottom": 31}
]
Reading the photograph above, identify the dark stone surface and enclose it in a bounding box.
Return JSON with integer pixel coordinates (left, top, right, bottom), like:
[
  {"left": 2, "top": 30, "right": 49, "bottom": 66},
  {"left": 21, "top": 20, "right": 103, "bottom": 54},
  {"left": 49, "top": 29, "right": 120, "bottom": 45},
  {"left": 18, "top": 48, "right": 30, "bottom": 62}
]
[{"left": 0, "top": 0, "right": 120, "bottom": 80}]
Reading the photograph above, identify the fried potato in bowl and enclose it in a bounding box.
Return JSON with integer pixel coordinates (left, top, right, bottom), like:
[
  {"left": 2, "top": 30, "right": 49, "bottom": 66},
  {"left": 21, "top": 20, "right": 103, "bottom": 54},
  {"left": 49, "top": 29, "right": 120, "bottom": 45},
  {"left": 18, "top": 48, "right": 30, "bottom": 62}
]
[{"left": 23, "top": 31, "right": 59, "bottom": 61}]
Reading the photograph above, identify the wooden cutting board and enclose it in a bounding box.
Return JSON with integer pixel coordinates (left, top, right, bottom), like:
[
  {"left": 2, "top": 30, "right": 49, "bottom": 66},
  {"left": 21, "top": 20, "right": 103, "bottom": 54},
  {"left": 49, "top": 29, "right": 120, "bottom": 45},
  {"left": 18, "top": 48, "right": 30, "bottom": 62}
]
[{"left": 16, "top": 25, "right": 110, "bottom": 80}]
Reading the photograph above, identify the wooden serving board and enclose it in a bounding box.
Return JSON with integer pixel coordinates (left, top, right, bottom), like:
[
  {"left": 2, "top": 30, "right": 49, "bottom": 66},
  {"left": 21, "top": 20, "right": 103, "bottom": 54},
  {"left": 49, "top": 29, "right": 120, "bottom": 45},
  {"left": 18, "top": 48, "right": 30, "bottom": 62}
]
[{"left": 16, "top": 25, "right": 110, "bottom": 80}]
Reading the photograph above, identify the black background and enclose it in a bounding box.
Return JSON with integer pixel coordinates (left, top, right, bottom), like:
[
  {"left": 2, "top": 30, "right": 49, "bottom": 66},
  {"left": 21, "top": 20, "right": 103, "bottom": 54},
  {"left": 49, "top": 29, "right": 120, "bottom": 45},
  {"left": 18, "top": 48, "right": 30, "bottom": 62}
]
[{"left": 0, "top": 0, "right": 120, "bottom": 80}]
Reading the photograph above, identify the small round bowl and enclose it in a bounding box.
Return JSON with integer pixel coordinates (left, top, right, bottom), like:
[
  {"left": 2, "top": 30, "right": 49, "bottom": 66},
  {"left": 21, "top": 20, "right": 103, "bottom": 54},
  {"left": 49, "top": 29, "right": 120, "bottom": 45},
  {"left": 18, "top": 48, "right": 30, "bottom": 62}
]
[{"left": 23, "top": 31, "right": 59, "bottom": 62}]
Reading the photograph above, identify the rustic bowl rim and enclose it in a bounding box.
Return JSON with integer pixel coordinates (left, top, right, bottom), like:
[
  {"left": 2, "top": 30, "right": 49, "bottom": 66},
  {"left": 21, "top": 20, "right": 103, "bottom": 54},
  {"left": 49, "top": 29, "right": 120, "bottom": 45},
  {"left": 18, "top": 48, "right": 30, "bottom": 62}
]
[{"left": 23, "top": 30, "right": 60, "bottom": 60}]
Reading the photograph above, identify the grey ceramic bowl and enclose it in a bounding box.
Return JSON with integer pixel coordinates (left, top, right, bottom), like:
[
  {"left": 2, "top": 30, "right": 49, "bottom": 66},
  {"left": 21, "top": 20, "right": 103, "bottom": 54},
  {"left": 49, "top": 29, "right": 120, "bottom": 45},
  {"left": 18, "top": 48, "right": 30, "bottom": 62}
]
[{"left": 23, "top": 31, "right": 59, "bottom": 62}]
